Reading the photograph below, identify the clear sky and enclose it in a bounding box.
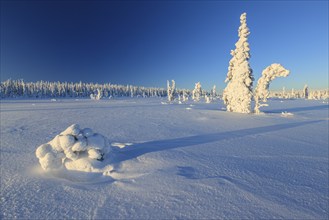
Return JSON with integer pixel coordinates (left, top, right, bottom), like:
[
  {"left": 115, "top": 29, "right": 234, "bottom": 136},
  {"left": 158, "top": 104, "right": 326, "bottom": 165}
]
[{"left": 1, "top": 0, "right": 328, "bottom": 91}]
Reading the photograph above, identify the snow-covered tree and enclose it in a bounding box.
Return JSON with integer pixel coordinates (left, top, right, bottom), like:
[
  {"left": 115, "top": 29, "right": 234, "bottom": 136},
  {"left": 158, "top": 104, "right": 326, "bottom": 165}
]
[
  {"left": 254, "top": 63, "right": 290, "bottom": 114},
  {"left": 167, "top": 80, "right": 176, "bottom": 102},
  {"left": 211, "top": 85, "right": 217, "bottom": 99},
  {"left": 182, "top": 90, "right": 188, "bottom": 102},
  {"left": 223, "top": 12, "right": 254, "bottom": 113},
  {"left": 303, "top": 84, "right": 309, "bottom": 99},
  {"left": 290, "top": 88, "right": 295, "bottom": 99},
  {"left": 192, "top": 82, "right": 202, "bottom": 102},
  {"left": 282, "top": 87, "right": 286, "bottom": 99},
  {"left": 96, "top": 88, "right": 103, "bottom": 100}
]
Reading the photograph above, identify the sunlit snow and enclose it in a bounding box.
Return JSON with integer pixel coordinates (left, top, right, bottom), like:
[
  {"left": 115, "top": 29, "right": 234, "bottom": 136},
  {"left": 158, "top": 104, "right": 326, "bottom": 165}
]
[{"left": 1, "top": 98, "right": 328, "bottom": 219}]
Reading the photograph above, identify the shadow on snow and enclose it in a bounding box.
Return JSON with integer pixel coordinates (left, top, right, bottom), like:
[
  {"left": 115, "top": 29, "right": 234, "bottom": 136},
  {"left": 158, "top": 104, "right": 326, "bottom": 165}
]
[
  {"left": 113, "top": 120, "right": 323, "bottom": 164},
  {"left": 263, "top": 104, "right": 328, "bottom": 114}
]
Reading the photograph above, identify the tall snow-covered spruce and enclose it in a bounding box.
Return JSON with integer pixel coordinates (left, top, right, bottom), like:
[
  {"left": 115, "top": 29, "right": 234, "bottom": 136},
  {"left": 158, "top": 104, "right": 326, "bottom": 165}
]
[{"left": 223, "top": 12, "right": 254, "bottom": 113}]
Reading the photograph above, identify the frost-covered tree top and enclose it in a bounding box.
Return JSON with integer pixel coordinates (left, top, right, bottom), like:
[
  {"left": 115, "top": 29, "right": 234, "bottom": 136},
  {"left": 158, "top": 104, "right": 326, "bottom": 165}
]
[
  {"left": 223, "top": 12, "right": 254, "bottom": 114},
  {"left": 225, "top": 13, "right": 251, "bottom": 84},
  {"left": 255, "top": 64, "right": 290, "bottom": 102}
]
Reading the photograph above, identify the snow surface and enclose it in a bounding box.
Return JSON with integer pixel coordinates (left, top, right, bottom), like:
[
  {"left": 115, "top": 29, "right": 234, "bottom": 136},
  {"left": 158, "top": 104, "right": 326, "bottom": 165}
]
[{"left": 1, "top": 98, "right": 328, "bottom": 219}]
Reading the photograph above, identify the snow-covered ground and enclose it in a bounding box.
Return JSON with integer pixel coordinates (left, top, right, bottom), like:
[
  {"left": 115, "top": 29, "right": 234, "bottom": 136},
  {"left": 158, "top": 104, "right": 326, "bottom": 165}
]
[{"left": 1, "top": 98, "right": 328, "bottom": 219}]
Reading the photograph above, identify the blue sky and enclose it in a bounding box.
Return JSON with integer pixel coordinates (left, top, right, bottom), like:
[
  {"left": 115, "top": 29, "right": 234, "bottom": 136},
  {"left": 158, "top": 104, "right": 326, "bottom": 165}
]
[{"left": 1, "top": 1, "right": 328, "bottom": 91}]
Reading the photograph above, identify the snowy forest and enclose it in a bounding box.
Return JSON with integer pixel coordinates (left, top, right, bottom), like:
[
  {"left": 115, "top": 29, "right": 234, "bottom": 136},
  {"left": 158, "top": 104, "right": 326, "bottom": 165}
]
[
  {"left": 0, "top": 79, "right": 327, "bottom": 101},
  {"left": 0, "top": 79, "right": 183, "bottom": 99}
]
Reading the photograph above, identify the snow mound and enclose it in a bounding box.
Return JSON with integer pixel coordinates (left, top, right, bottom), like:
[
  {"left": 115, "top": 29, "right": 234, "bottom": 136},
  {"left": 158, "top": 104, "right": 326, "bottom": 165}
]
[
  {"left": 281, "top": 111, "right": 294, "bottom": 117},
  {"left": 111, "top": 142, "right": 133, "bottom": 149},
  {"left": 35, "top": 124, "right": 111, "bottom": 173}
]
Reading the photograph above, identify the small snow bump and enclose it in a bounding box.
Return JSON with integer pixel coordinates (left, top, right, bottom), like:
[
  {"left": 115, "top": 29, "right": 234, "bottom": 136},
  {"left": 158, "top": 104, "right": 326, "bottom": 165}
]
[
  {"left": 281, "top": 111, "right": 294, "bottom": 117},
  {"left": 111, "top": 142, "right": 133, "bottom": 149}
]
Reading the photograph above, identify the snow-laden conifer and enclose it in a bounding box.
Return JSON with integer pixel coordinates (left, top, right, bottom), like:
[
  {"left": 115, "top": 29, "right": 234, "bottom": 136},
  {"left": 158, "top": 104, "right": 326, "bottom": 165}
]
[
  {"left": 211, "top": 85, "right": 217, "bottom": 99},
  {"left": 182, "top": 90, "right": 188, "bottom": 102},
  {"left": 303, "top": 84, "right": 309, "bottom": 99},
  {"left": 167, "top": 80, "right": 176, "bottom": 102},
  {"left": 254, "top": 63, "right": 290, "bottom": 114},
  {"left": 291, "top": 88, "right": 295, "bottom": 99},
  {"left": 223, "top": 12, "right": 254, "bottom": 113},
  {"left": 192, "top": 82, "right": 202, "bottom": 102}
]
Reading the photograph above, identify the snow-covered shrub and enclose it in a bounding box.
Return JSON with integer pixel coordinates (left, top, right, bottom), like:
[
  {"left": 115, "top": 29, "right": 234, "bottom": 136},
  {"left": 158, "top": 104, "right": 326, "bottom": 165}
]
[
  {"left": 36, "top": 124, "right": 110, "bottom": 171},
  {"left": 167, "top": 80, "right": 176, "bottom": 102},
  {"left": 90, "top": 89, "right": 102, "bottom": 100},
  {"left": 254, "top": 64, "right": 290, "bottom": 114},
  {"left": 96, "top": 88, "right": 103, "bottom": 100},
  {"left": 205, "top": 94, "right": 211, "bottom": 103},
  {"left": 90, "top": 94, "right": 96, "bottom": 100},
  {"left": 223, "top": 12, "right": 254, "bottom": 113},
  {"left": 192, "top": 82, "right": 202, "bottom": 102}
]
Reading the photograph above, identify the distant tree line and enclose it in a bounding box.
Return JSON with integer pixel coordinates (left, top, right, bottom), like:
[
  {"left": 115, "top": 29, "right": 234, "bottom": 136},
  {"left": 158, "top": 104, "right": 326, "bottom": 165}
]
[
  {"left": 0, "top": 79, "right": 170, "bottom": 99},
  {"left": 1, "top": 79, "right": 327, "bottom": 101},
  {"left": 269, "top": 86, "right": 329, "bottom": 100}
]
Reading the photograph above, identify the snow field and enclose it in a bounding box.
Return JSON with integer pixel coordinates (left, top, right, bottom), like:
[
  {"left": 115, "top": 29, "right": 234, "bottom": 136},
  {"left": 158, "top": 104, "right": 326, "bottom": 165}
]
[{"left": 0, "top": 98, "right": 328, "bottom": 219}]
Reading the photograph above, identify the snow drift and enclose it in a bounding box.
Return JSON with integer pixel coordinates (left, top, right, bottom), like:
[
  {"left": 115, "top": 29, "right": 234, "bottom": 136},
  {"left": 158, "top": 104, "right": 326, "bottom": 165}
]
[{"left": 35, "top": 124, "right": 112, "bottom": 173}]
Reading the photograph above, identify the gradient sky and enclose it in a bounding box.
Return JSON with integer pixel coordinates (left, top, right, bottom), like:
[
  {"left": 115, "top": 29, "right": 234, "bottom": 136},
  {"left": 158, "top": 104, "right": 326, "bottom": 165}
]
[{"left": 1, "top": 1, "right": 328, "bottom": 91}]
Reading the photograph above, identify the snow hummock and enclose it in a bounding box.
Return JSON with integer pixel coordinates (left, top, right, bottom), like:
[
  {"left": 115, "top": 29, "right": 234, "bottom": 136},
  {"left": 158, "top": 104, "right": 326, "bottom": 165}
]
[
  {"left": 281, "top": 111, "right": 294, "bottom": 117},
  {"left": 35, "top": 124, "right": 111, "bottom": 173}
]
